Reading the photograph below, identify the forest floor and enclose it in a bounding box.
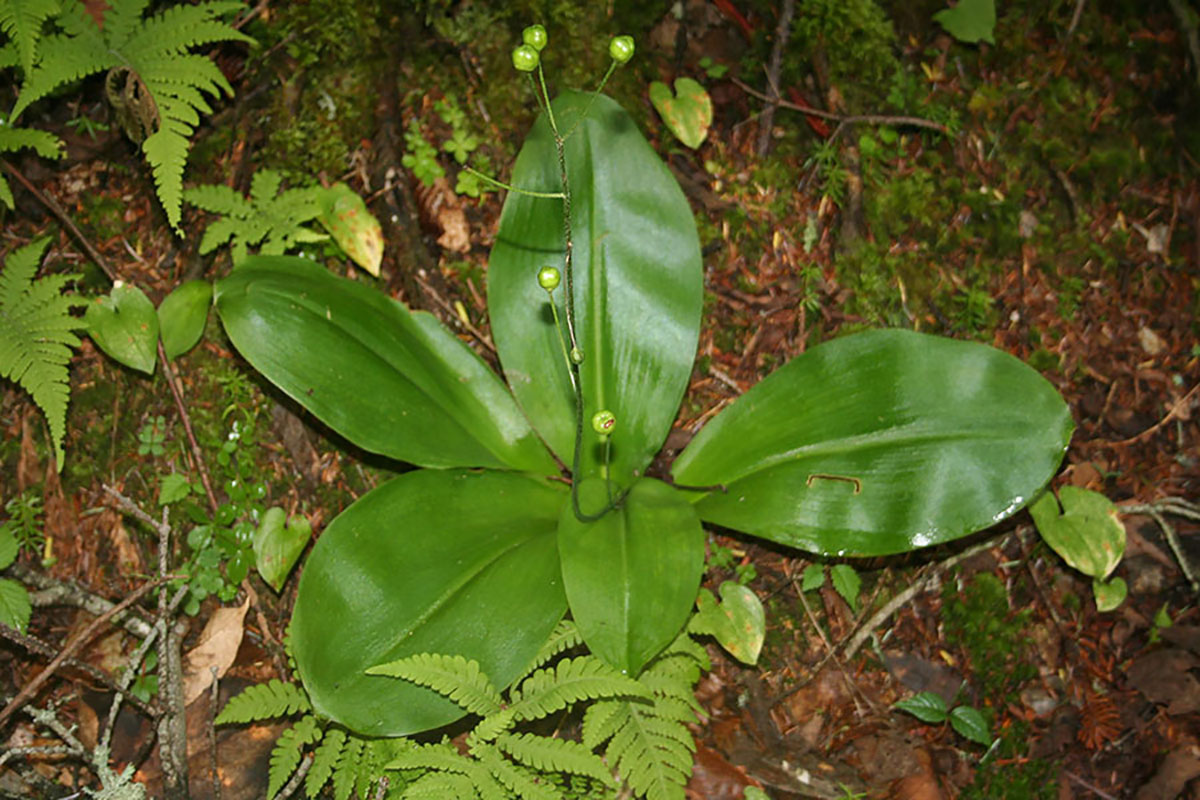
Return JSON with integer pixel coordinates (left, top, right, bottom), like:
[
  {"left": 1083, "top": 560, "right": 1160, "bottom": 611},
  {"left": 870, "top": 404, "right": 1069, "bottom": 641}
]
[{"left": 1, "top": 1, "right": 1198, "bottom": 798}]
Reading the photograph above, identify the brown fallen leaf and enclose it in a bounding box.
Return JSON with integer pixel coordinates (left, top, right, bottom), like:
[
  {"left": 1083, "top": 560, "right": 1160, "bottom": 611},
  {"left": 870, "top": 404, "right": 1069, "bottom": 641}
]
[
  {"left": 1127, "top": 648, "right": 1200, "bottom": 716},
  {"left": 1134, "top": 745, "right": 1200, "bottom": 800},
  {"left": 182, "top": 595, "right": 250, "bottom": 706},
  {"left": 686, "top": 743, "right": 755, "bottom": 800}
]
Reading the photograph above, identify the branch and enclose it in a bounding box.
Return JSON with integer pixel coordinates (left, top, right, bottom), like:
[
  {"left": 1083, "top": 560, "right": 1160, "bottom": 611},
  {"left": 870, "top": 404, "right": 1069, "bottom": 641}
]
[{"left": 732, "top": 77, "right": 951, "bottom": 135}]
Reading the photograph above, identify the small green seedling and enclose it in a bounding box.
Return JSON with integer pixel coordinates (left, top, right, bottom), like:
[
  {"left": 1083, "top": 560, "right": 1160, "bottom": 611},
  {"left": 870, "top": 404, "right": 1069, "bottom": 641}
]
[
  {"left": 0, "top": 525, "right": 32, "bottom": 633},
  {"left": 800, "top": 563, "right": 862, "bottom": 613},
  {"left": 1029, "top": 486, "right": 1127, "bottom": 611},
  {"left": 649, "top": 77, "right": 713, "bottom": 149},
  {"left": 895, "top": 691, "right": 993, "bottom": 748},
  {"left": 137, "top": 415, "right": 168, "bottom": 457}
]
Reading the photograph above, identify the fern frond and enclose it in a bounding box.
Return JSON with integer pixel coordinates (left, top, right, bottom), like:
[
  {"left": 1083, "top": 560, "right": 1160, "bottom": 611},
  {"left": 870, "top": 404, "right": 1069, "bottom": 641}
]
[
  {"left": 0, "top": 238, "right": 84, "bottom": 471},
  {"left": 10, "top": 3, "right": 109, "bottom": 120},
  {"left": 475, "top": 744, "right": 563, "bottom": 800},
  {"left": 268, "top": 715, "right": 321, "bottom": 799},
  {"left": 367, "top": 653, "right": 504, "bottom": 717},
  {"left": 402, "top": 771, "right": 478, "bottom": 800},
  {"left": 509, "top": 656, "right": 649, "bottom": 721},
  {"left": 101, "top": 0, "right": 150, "bottom": 52},
  {"left": 495, "top": 732, "right": 612, "bottom": 786},
  {"left": 214, "top": 678, "right": 311, "bottom": 724},
  {"left": 517, "top": 619, "right": 582, "bottom": 683},
  {"left": 184, "top": 171, "right": 324, "bottom": 264},
  {"left": 388, "top": 741, "right": 473, "bottom": 775},
  {"left": 603, "top": 700, "right": 693, "bottom": 800},
  {"left": 330, "top": 733, "right": 363, "bottom": 800},
  {"left": 473, "top": 708, "right": 517, "bottom": 743},
  {"left": 362, "top": 737, "right": 414, "bottom": 799},
  {"left": 304, "top": 727, "right": 345, "bottom": 799},
  {"left": 0, "top": 126, "right": 64, "bottom": 208},
  {"left": 0, "top": 0, "right": 57, "bottom": 75},
  {"left": 581, "top": 699, "right": 627, "bottom": 750}
]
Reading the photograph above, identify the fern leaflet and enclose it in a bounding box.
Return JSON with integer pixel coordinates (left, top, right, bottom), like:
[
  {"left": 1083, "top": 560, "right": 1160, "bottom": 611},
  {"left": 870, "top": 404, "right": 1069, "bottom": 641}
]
[
  {"left": 13, "top": 0, "right": 253, "bottom": 230},
  {"left": 329, "top": 733, "right": 363, "bottom": 800},
  {"left": 304, "top": 727, "right": 344, "bottom": 799},
  {"left": 516, "top": 618, "right": 583, "bottom": 683},
  {"left": 0, "top": 238, "right": 84, "bottom": 471},
  {"left": 214, "top": 678, "right": 311, "bottom": 724},
  {"left": 368, "top": 652, "right": 504, "bottom": 717},
  {"left": 402, "top": 771, "right": 478, "bottom": 799},
  {"left": 268, "top": 715, "right": 321, "bottom": 799},
  {"left": 0, "top": 125, "right": 64, "bottom": 208},
  {"left": 495, "top": 732, "right": 612, "bottom": 786},
  {"left": 508, "top": 656, "right": 649, "bottom": 721},
  {"left": 0, "top": 0, "right": 57, "bottom": 75}
]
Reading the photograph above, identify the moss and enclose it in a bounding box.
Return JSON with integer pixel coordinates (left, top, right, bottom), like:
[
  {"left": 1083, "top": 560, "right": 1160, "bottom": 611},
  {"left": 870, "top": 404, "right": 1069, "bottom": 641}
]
[{"left": 941, "top": 571, "right": 1037, "bottom": 702}]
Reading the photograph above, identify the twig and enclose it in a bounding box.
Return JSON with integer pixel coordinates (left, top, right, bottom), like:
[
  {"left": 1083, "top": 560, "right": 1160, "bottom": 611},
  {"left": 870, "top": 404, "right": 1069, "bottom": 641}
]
[
  {"left": 1108, "top": 383, "right": 1199, "bottom": 446},
  {"left": 12, "top": 561, "right": 154, "bottom": 638},
  {"left": 756, "top": 0, "right": 796, "bottom": 156},
  {"left": 1119, "top": 499, "right": 1199, "bottom": 593},
  {"left": 0, "top": 576, "right": 168, "bottom": 728},
  {"left": 155, "top": 504, "right": 189, "bottom": 798},
  {"left": 1063, "top": 769, "right": 1118, "bottom": 800},
  {"left": 1067, "top": 0, "right": 1087, "bottom": 37},
  {"left": 1, "top": 160, "right": 116, "bottom": 281},
  {"left": 209, "top": 666, "right": 222, "bottom": 800},
  {"left": 274, "top": 753, "right": 314, "bottom": 800},
  {"left": 732, "top": 78, "right": 950, "bottom": 135},
  {"left": 157, "top": 339, "right": 220, "bottom": 516}
]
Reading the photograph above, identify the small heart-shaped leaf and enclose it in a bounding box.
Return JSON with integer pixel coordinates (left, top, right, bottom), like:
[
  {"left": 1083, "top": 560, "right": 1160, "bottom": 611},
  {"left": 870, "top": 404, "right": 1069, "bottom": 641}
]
[
  {"left": 933, "top": 0, "right": 996, "bottom": 45},
  {"left": 1092, "top": 576, "right": 1127, "bottom": 612},
  {"left": 692, "top": 581, "right": 765, "bottom": 665},
  {"left": 317, "top": 182, "right": 384, "bottom": 276},
  {"left": 1029, "top": 487, "right": 1125, "bottom": 580},
  {"left": 86, "top": 282, "right": 159, "bottom": 374},
  {"left": 254, "top": 507, "right": 311, "bottom": 593},
  {"left": 649, "top": 78, "right": 713, "bottom": 149}
]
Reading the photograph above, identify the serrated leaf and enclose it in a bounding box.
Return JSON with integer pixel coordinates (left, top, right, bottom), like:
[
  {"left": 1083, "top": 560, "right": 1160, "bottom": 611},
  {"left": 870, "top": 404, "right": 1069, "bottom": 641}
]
[
  {"left": 895, "top": 691, "right": 948, "bottom": 724},
  {"left": 215, "top": 678, "right": 311, "bottom": 725},
  {"left": 949, "top": 705, "right": 992, "bottom": 745},
  {"left": 830, "top": 564, "right": 861, "bottom": 614},
  {"left": 157, "top": 473, "right": 192, "bottom": 505},
  {"left": 800, "top": 564, "right": 825, "bottom": 592},
  {"left": 0, "top": 527, "right": 18, "bottom": 569},
  {"left": 305, "top": 728, "right": 345, "bottom": 798},
  {"left": 85, "top": 282, "right": 159, "bottom": 374},
  {"left": 367, "top": 652, "right": 504, "bottom": 717},
  {"left": 0, "top": 577, "right": 31, "bottom": 634},
  {"left": 268, "top": 716, "right": 321, "bottom": 799}
]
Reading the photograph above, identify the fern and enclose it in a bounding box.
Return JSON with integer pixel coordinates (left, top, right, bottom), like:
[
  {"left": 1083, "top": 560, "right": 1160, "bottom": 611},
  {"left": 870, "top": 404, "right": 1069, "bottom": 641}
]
[
  {"left": 517, "top": 619, "right": 584, "bottom": 682},
  {"left": 268, "top": 714, "right": 321, "bottom": 799},
  {"left": 581, "top": 634, "right": 709, "bottom": 800},
  {"left": 12, "top": 0, "right": 253, "bottom": 230},
  {"left": 0, "top": 238, "right": 84, "bottom": 471},
  {"left": 0, "top": 0, "right": 58, "bottom": 76},
  {"left": 184, "top": 169, "right": 327, "bottom": 265},
  {"left": 0, "top": 124, "right": 64, "bottom": 209},
  {"left": 329, "top": 733, "right": 363, "bottom": 800},
  {"left": 214, "top": 677, "right": 311, "bottom": 724},
  {"left": 508, "top": 655, "right": 649, "bottom": 720},
  {"left": 368, "top": 652, "right": 504, "bottom": 717},
  {"left": 303, "top": 727, "right": 344, "bottom": 798},
  {"left": 495, "top": 733, "right": 613, "bottom": 787}
]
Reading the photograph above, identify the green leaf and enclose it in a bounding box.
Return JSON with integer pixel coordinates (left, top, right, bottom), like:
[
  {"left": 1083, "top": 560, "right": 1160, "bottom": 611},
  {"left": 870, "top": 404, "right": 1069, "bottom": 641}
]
[
  {"left": 690, "top": 581, "right": 765, "bottom": 665},
  {"left": 1092, "top": 576, "right": 1127, "bottom": 612},
  {"left": 215, "top": 678, "right": 311, "bottom": 725},
  {"left": 0, "top": 238, "right": 85, "bottom": 470},
  {"left": 269, "top": 715, "right": 321, "bottom": 798},
  {"left": 649, "top": 78, "right": 713, "bottom": 149},
  {"left": 215, "top": 256, "right": 556, "bottom": 473},
  {"left": 830, "top": 564, "right": 861, "bottom": 614},
  {"left": 291, "top": 469, "right": 568, "bottom": 736},
  {"left": 253, "top": 507, "right": 310, "bottom": 593},
  {"left": 85, "top": 282, "right": 159, "bottom": 375},
  {"left": 157, "top": 279, "right": 211, "bottom": 359},
  {"left": 157, "top": 473, "right": 192, "bottom": 505},
  {"left": 367, "top": 653, "right": 504, "bottom": 717},
  {"left": 0, "top": 528, "right": 17, "bottom": 569},
  {"left": 0, "top": 577, "right": 31, "bottom": 634},
  {"left": 1029, "top": 486, "right": 1124, "bottom": 579},
  {"left": 672, "top": 330, "right": 1073, "bottom": 556},
  {"left": 895, "top": 692, "right": 948, "bottom": 724},
  {"left": 317, "top": 182, "right": 383, "bottom": 277},
  {"left": 933, "top": 0, "right": 996, "bottom": 45},
  {"left": 949, "top": 705, "right": 992, "bottom": 745},
  {"left": 558, "top": 479, "right": 705, "bottom": 675},
  {"left": 800, "top": 564, "right": 825, "bottom": 592},
  {"left": 489, "top": 91, "right": 703, "bottom": 486}
]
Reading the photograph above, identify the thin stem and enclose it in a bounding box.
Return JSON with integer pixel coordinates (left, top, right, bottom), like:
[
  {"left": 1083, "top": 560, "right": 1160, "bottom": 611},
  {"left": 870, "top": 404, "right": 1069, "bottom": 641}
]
[
  {"left": 562, "top": 61, "right": 618, "bottom": 141},
  {"left": 547, "top": 295, "right": 577, "bottom": 392},
  {"left": 462, "top": 166, "right": 563, "bottom": 198}
]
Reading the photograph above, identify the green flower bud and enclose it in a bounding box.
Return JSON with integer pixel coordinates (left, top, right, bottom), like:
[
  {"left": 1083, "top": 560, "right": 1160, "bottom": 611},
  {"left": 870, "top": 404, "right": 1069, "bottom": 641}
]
[
  {"left": 591, "top": 410, "right": 616, "bottom": 436},
  {"left": 537, "top": 265, "right": 561, "bottom": 291},
  {"left": 512, "top": 44, "right": 539, "bottom": 72},
  {"left": 570, "top": 347, "right": 584, "bottom": 364},
  {"left": 523, "top": 24, "right": 548, "bottom": 51},
  {"left": 608, "top": 35, "right": 634, "bottom": 65}
]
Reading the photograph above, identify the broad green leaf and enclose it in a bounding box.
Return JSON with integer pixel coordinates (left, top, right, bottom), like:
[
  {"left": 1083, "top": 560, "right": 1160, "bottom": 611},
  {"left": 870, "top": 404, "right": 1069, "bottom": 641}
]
[
  {"left": 949, "top": 705, "right": 992, "bottom": 745},
  {"left": 291, "top": 469, "right": 568, "bottom": 736},
  {"left": 1092, "top": 577, "right": 1127, "bottom": 612},
  {"left": 489, "top": 91, "right": 703, "bottom": 486},
  {"left": 0, "top": 577, "right": 31, "bottom": 633},
  {"left": 672, "top": 329, "right": 1073, "bottom": 556},
  {"left": 933, "top": 0, "right": 996, "bottom": 44},
  {"left": 895, "top": 691, "right": 948, "bottom": 724},
  {"left": 691, "top": 582, "right": 765, "bottom": 665},
  {"left": 800, "top": 564, "right": 825, "bottom": 592},
  {"left": 317, "top": 182, "right": 383, "bottom": 277},
  {"left": 85, "top": 282, "right": 159, "bottom": 374},
  {"left": 1029, "top": 486, "right": 1124, "bottom": 579},
  {"left": 830, "top": 564, "right": 861, "bottom": 614},
  {"left": 649, "top": 78, "right": 713, "bottom": 149},
  {"left": 215, "top": 256, "right": 556, "bottom": 473},
  {"left": 558, "top": 478, "right": 704, "bottom": 675},
  {"left": 157, "top": 279, "right": 211, "bottom": 359},
  {"left": 253, "top": 507, "right": 310, "bottom": 593},
  {"left": 0, "top": 528, "right": 17, "bottom": 569}
]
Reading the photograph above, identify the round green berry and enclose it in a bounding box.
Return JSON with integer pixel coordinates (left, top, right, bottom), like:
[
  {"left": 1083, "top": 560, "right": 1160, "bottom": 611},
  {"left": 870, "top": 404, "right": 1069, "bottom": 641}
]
[
  {"left": 591, "top": 410, "right": 616, "bottom": 436},
  {"left": 512, "top": 44, "right": 539, "bottom": 72},
  {"left": 570, "top": 347, "right": 584, "bottom": 364},
  {"left": 608, "top": 35, "right": 634, "bottom": 65},
  {"left": 523, "top": 24, "right": 548, "bottom": 51},
  {"left": 537, "top": 266, "right": 561, "bottom": 291}
]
